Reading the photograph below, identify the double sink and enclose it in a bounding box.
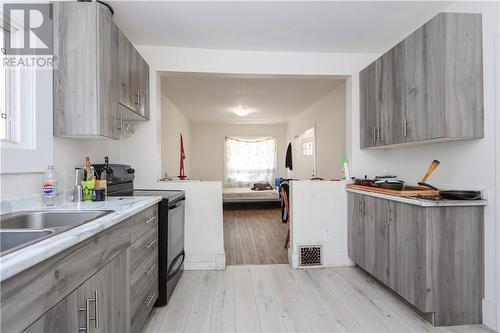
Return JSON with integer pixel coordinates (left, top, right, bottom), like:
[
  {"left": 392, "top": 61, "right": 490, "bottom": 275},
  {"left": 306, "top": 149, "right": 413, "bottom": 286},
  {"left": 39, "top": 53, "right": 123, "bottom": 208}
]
[{"left": 0, "top": 210, "right": 113, "bottom": 255}]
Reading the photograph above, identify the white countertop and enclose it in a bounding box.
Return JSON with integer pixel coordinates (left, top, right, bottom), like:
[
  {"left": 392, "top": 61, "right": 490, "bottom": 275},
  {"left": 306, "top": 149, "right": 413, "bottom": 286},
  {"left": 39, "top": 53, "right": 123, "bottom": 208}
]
[
  {"left": 346, "top": 188, "right": 487, "bottom": 207},
  {"left": 0, "top": 196, "right": 162, "bottom": 282}
]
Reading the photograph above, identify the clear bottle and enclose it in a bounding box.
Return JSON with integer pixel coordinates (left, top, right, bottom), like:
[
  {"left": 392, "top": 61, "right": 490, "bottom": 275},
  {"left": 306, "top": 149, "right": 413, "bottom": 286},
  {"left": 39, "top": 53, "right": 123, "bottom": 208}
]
[{"left": 42, "top": 165, "right": 58, "bottom": 206}]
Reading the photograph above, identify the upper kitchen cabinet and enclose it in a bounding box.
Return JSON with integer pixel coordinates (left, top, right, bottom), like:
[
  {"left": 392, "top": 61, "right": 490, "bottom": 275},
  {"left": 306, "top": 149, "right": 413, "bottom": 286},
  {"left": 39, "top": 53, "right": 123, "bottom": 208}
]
[
  {"left": 359, "top": 12, "right": 483, "bottom": 148},
  {"left": 119, "top": 30, "right": 150, "bottom": 120},
  {"left": 53, "top": 2, "right": 119, "bottom": 139}
]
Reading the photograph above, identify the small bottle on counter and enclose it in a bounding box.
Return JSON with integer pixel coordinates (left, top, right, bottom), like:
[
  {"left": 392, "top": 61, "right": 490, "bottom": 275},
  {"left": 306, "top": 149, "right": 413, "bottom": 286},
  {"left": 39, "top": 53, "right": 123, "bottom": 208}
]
[{"left": 42, "top": 165, "right": 58, "bottom": 206}]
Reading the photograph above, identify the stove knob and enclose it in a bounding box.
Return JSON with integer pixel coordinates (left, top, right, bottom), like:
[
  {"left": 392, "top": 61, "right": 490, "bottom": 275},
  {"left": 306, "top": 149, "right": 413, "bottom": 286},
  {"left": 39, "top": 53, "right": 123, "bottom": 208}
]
[{"left": 127, "top": 168, "right": 135, "bottom": 174}]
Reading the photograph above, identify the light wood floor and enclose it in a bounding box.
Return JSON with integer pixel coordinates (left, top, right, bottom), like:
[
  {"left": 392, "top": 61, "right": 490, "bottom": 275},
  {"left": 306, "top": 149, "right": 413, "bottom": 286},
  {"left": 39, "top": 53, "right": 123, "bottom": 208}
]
[
  {"left": 143, "top": 265, "right": 493, "bottom": 333},
  {"left": 223, "top": 208, "right": 288, "bottom": 265}
]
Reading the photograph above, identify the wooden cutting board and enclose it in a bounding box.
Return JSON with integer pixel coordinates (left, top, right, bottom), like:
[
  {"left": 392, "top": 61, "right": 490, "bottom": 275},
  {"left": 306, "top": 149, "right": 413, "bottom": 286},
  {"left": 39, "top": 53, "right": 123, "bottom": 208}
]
[{"left": 346, "top": 184, "right": 439, "bottom": 197}]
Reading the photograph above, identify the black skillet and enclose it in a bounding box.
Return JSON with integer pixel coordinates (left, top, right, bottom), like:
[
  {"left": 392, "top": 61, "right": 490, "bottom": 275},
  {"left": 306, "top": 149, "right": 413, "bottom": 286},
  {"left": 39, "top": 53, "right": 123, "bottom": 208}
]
[{"left": 418, "top": 160, "right": 481, "bottom": 200}]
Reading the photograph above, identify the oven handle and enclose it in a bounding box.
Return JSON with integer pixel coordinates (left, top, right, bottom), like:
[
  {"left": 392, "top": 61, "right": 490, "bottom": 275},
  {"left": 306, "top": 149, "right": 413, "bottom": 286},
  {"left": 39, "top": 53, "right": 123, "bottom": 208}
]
[
  {"left": 167, "top": 250, "right": 185, "bottom": 281},
  {"left": 169, "top": 198, "right": 185, "bottom": 210}
]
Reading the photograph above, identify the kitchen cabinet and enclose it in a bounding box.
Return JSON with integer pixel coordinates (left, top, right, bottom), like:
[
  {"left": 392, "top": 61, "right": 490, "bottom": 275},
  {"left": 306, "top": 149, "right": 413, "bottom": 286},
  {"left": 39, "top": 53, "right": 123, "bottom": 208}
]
[
  {"left": 348, "top": 194, "right": 390, "bottom": 285},
  {"left": 347, "top": 191, "right": 484, "bottom": 326},
  {"left": 378, "top": 42, "right": 405, "bottom": 146},
  {"left": 359, "top": 62, "right": 378, "bottom": 148},
  {"left": 24, "top": 252, "right": 128, "bottom": 333},
  {"left": 388, "top": 202, "right": 433, "bottom": 313},
  {"left": 119, "top": 30, "right": 150, "bottom": 120},
  {"left": 359, "top": 12, "right": 483, "bottom": 148},
  {"left": 2, "top": 205, "right": 158, "bottom": 333},
  {"left": 53, "top": 1, "right": 119, "bottom": 139}
]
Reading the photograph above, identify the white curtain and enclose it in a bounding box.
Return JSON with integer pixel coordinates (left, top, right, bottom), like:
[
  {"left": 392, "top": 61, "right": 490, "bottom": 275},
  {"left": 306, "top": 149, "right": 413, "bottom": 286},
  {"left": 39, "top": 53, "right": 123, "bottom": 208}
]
[{"left": 224, "top": 136, "right": 277, "bottom": 188}]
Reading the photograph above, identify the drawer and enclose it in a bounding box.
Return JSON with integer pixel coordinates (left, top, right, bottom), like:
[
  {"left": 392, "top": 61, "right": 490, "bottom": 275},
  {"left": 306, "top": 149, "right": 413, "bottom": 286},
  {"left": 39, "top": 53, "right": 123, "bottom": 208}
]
[
  {"left": 129, "top": 225, "right": 158, "bottom": 276},
  {"left": 130, "top": 243, "right": 158, "bottom": 303},
  {"left": 130, "top": 205, "right": 158, "bottom": 243},
  {"left": 130, "top": 266, "right": 158, "bottom": 333}
]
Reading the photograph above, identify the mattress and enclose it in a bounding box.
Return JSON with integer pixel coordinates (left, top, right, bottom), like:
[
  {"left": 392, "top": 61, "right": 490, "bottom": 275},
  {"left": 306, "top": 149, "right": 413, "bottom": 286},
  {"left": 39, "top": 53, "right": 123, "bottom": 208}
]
[{"left": 223, "top": 187, "right": 280, "bottom": 202}]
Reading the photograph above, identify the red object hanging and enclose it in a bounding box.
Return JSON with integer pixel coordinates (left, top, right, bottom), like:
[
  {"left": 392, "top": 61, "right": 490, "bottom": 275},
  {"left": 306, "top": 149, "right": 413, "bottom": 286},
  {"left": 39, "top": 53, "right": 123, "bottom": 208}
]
[{"left": 179, "top": 133, "right": 186, "bottom": 180}]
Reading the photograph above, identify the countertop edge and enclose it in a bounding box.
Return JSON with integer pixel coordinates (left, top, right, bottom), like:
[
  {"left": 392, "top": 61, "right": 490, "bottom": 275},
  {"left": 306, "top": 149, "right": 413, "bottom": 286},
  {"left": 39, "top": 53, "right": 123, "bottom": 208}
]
[
  {"left": 0, "top": 196, "right": 162, "bottom": 282},
  {"left": 345, "top": 188, "right": 488, "bottom": 207}
]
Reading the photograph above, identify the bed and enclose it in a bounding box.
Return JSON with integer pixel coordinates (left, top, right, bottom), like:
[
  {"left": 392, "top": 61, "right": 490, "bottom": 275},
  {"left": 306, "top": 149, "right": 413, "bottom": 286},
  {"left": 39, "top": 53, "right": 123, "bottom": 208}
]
[{"left": 223, "top": 187, "right": 280, "bottom": 203}]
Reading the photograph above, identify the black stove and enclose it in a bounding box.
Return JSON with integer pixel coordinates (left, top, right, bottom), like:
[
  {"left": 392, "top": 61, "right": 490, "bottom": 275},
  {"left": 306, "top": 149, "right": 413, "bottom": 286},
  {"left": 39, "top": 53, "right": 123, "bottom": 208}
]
[{"left": 91, "top": 163, "right": 135, "bottom": 196}]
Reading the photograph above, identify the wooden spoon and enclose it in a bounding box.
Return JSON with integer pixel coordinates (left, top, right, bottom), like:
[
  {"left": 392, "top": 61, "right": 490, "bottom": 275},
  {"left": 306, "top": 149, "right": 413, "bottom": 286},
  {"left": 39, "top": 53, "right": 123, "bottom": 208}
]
[{"left": 420, "top": 160, "right": 440, "bottom": 184}]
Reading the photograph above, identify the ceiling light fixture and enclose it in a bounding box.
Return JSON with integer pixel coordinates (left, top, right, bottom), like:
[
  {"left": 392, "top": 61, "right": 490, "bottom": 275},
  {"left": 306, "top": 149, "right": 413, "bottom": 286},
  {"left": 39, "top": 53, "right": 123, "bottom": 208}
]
[{"left": 233, "top": 107, "right": 252, "bottom": 117}]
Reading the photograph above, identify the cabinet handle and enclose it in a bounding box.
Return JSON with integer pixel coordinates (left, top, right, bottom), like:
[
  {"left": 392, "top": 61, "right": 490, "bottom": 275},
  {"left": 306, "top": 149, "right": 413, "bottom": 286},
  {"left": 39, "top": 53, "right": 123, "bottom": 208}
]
[
  {"left": 145, "top": 263, "right": 156, "bottom": 276},
  {"left": 144, "top": 291, "right": 156, "bottom": 307},
  {"left": 145, "top": 239, "right": 157, "bottom": 249},
  {"left": 403, "top": 115, "right": 408, "bottom": 137},
  {"left": 78, "top": 290, "right": 98, "bottom": 332},
  {"left": 145, "top": 216, "right": 156, "bottom": 225},
  {"left": 373, "top": 126, "right": 376, "bottom": 143},
  {"left": 377, "top": 124, "right": 381, "bottom": 142}
]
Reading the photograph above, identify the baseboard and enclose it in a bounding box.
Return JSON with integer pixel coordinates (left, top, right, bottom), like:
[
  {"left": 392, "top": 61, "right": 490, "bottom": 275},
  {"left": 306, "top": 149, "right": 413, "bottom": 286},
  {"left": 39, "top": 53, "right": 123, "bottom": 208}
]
[
  {"left": 482, "top": 298, "right": 497, "bottom": 331},
  {"left": 184, "top": 252, "right": 226, "bottom": 271}
]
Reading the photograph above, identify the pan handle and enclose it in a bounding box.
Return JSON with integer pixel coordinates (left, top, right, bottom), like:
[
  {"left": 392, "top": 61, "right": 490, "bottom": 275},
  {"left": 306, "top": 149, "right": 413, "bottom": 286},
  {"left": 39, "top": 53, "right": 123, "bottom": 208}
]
[{"left": 418, "top": 182, "right": 439, "bottom": 191}]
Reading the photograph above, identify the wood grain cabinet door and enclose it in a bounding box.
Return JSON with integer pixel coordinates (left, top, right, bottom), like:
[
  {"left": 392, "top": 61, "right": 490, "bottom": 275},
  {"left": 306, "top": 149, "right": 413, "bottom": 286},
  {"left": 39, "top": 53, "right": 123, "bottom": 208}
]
[
  {"left": 377, "top": 42, "right": 406, "bottom": 146},
  {"left": 78, "top": 252, "right": 128, "bottom": 333},
  {"left": 23, "top": 291, "right": 80, "bottom": 333},
  {"left": 404, "top": 14, "right": 445, "bottom": 143},
  {"left": 347, "top": 193, "right": 357, "bottom": 260},
  {"left": 22, "top": 253, "right": 128, "bottom": 333},
  {"left": 138, "top": 56, "right": 150, "bottom": 120},
  {"left": 119, "top": 30, "right": 139, "bottom": 113},
  {"left": 359, "top": 62, "right": 378, "bottom": 148},
  {"left": 389, "top": 202, "right": 433, "bottom": 313},
  {"left": 96, "top": 4, "right": 119, "bottom": 139}
]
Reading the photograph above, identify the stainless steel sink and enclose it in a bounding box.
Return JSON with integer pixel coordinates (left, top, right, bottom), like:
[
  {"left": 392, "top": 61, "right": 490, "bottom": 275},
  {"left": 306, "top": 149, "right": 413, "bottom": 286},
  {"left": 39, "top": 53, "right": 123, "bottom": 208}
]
[
  {"left": 0, "top": 229, "right": 54, "bottom": 253},
  {"left": 0, "top": 210, "right": 113, "bottom": 255},
  {"left": 0, "top": 210, "right": 111, "bottom": 230}
]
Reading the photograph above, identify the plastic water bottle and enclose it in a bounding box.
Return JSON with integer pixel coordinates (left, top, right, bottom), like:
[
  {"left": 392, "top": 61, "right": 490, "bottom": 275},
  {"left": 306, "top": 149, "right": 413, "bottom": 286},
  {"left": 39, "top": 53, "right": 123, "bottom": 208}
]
[{"left": 42, "top": 165, "right": 58, "bottom": 206}]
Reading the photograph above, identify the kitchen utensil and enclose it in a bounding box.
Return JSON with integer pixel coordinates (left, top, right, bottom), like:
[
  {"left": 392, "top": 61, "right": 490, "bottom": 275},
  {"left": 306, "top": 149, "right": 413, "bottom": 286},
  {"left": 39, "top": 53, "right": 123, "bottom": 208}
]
[
  {"left": 85, "top": 157, "right": 91, "bottom": 180},
  {"left": 73, "top": 185, "right": 83, "bottom": 202},
  {"left": 439, "top": 190, "right": 482, "bottom": 200},
  {"left": 92, "top": 188, "right": 106, "bottom": 201},
  {"left": 354, "top": 175, "right": 374, "bottom": 187},
  {"left": 74, "top": 168, "right": 84, "bottom": 187},
  {"left": 417, "top": 160, "right": 481, "bottom": 200},
  {"left": 373, "top": 179, "right": 405, "bottom": 191},
  {"left": 420, "top": 160, "right": 440, "bottom": 184}
]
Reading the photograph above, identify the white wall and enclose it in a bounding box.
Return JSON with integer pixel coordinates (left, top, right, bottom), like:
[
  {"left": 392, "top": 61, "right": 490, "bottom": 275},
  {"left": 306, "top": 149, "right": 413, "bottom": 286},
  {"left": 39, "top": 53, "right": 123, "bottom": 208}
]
[
  {"left": 0, "top": 138, "right": 122, "bottom": 199},
  {"left": 144, "top": 180, "right": 225, "bottom": 270},
  {"left": 190, "top": 123, "right": 287, "bottom": 182},
  {"left": 287, "top": 83, "right": 346, "bottom": 180},
  {"left": 161, "top": 80, "right": 191, "bottom": 179},
  {"left": 289, "top": 180, "right": 352, "bottom": 268}
]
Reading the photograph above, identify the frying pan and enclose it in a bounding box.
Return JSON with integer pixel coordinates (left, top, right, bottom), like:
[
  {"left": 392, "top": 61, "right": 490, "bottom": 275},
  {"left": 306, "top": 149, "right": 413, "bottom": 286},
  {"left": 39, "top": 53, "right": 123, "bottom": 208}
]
[
  {"left": 373, "top": 179, "right": 405, "bottom": 191},
  {"left": 418, "top": 160, "right": 482, "bottom": 200}
]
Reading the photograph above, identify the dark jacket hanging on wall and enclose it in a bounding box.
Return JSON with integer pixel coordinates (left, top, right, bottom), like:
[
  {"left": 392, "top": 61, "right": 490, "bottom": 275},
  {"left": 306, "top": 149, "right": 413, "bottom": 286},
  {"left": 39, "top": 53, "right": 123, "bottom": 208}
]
[{"left": 285, "top": 143, "right": 293, "bottom": 170}]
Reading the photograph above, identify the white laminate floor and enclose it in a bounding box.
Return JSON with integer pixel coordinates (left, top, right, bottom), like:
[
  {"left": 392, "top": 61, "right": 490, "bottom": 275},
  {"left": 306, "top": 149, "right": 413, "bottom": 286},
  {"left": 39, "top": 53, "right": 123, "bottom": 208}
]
[{"left": 142, "top": 265, "right": 493, "bottom": 333}]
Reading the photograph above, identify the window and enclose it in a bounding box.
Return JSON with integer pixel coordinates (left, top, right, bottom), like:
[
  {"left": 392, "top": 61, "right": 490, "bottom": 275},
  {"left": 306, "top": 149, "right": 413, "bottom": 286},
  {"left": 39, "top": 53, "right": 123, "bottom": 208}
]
[
  {"left": 0, "top": 15, "right": 53, "bottom": 173},
  {"left": 224, "top": 136, "right": 277, "bottom": 187},
  {"left": 302, "top": 141, "right": 313, "bottom": 156}
]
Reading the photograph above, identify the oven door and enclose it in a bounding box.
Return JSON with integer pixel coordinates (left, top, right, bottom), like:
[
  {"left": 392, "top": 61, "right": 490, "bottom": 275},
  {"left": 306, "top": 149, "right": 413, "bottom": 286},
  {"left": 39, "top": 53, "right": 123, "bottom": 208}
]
[{"left": 167, "top": 198, "right": 185, "bottom": 280}]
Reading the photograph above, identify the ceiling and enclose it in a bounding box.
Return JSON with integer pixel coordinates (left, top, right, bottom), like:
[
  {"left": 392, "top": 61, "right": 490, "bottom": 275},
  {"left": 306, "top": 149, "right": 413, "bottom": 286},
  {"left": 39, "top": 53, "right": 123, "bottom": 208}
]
[
  {"left": 163, "top": 75, "right": 345, "bottom": 124},
  {"left": 111, "top": 1, "right": 451, "bottom": 53}
]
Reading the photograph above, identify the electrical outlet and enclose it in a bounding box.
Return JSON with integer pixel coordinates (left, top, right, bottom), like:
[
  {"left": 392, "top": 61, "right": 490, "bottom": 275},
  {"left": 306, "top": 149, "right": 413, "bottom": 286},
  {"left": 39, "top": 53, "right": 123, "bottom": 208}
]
[{"left": 325, "top": 230, "right": 332, "bottom": 243}]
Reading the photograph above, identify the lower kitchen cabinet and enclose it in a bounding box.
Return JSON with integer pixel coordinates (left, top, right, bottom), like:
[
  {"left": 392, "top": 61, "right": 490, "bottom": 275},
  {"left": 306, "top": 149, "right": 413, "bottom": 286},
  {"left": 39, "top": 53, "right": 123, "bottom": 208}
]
[
  {"left": 24, "top": 252, "right": 128, "bottom": 333},
  {"left": 388, "top": 202, "right": 433, "bottom": 313},
  {"left": 349, "top": 194, "right": 390, "bottom": 285},
  {"left": 347, "top": 192, "right": 484, "bottom": 326},
  {"left": 3, "top": 205, "right": 159, "bottom": 333}
]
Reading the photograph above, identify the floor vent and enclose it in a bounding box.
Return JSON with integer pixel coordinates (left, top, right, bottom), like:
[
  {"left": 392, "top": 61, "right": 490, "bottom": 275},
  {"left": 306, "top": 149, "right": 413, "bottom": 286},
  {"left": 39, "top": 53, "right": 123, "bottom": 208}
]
[{"left": 299, "top": 245, "right": 322, "bottom": 266}]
